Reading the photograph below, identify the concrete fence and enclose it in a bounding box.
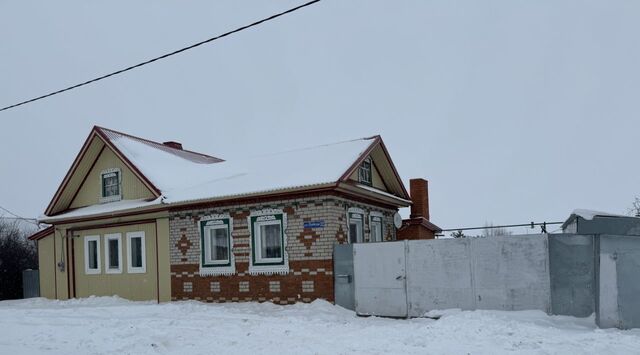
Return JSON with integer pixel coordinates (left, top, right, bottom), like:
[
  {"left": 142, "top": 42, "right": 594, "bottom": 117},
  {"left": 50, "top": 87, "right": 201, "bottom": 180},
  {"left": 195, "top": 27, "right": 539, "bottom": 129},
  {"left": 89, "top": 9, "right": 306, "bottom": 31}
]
[{"left": 334, "top": 233, "right": 640, "bottom": 329}]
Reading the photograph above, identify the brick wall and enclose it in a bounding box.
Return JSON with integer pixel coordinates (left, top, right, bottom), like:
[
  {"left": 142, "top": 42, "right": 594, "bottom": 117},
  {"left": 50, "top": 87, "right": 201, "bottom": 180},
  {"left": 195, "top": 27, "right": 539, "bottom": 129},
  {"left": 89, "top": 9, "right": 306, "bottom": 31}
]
[{"left": 169, "top": 194, "right": 396, "bottom": 304}]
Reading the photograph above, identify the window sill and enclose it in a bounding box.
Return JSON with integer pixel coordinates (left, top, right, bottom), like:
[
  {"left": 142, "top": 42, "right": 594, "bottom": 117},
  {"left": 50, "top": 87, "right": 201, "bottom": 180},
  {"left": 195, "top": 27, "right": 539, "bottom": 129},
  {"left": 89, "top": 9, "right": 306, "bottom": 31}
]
[
  {"left": 99, "top": 195, "right": 122, "bottom": 204},
  {"left": 248, "top": 263, "right": 289, "bottom": 275},
  {"left": 199, "top": 265, "right": 236, "bottom": 276}
]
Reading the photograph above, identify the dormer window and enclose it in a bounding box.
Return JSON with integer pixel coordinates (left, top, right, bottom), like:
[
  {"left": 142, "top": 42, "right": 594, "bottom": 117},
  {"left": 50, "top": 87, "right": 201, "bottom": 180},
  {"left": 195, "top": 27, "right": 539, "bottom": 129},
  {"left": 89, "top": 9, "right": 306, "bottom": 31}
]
[
  {"left": 100, "top": 168, "right": 121, "bottom": 202},
  {"left": 358, "top": 157, "right": 372, "bottom": 185}
]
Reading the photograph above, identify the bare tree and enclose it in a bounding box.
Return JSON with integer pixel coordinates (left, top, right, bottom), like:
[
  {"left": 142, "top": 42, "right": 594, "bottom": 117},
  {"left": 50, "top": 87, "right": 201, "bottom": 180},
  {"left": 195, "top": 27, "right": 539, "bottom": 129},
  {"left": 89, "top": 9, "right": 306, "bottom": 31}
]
[
  {"left": 628, "top": 197, "right": 640, "bottom": 217},
  {"left": 482, "top": 222, "right": 513, "bottom": 237},
  {"left": 0, "top": 217, "right": 38, "bottom": 300}
]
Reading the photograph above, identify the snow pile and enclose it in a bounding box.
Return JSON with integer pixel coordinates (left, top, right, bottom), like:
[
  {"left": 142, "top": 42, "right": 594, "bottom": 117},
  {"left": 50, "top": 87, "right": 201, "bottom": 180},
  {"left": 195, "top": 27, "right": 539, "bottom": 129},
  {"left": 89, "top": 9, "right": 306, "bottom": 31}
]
[{"left": 1, "top": 297, "right": 639, "bottom": 354}]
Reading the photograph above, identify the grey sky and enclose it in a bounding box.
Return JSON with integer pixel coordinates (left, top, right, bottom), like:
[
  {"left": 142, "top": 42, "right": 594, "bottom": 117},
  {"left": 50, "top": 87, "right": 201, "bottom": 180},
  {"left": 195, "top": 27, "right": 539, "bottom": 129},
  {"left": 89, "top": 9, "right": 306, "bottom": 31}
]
[{"left": 1, "top": 0, "right": 639, "bottom": 232}]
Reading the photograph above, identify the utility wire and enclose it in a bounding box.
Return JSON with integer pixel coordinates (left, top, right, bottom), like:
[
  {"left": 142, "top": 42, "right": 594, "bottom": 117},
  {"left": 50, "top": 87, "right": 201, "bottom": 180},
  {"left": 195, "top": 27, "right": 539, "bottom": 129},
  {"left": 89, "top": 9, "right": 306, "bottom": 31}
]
[
  {"left": 0, "top": 0, "right": 322, "bottom": 112},
  {"left": 440, "top": 221, "right": 563, "bottom": 232},
  {"left": 0, "top": 205, "right": 40, "bottom": 226}
]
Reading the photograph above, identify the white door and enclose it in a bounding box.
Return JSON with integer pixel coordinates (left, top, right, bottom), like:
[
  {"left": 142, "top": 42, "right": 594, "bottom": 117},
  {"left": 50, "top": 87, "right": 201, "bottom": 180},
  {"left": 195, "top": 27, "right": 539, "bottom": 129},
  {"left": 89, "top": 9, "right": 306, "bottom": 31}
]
[{"left": 353, "top": 241, "right": 407, "bottom": 317}]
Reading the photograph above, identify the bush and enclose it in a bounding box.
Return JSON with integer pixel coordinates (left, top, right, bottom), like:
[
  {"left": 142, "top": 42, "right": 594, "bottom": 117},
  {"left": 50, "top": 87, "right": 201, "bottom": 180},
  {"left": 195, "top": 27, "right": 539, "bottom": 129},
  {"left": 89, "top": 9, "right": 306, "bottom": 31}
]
[{"left": 0, "top": 219, "right": 38, "bottom": 300}]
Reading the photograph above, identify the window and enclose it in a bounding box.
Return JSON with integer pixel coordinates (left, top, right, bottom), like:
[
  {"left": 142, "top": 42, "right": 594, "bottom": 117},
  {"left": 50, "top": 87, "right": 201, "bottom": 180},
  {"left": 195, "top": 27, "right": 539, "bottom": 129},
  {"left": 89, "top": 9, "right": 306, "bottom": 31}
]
[
  {"left": 358, "top": 157, "right": 372, "bottom": 185},
  {"left": 369, "top": 213, "right": 384, "bottom": 242},
  {"left": 84, "top": 235, "right": 101, "bottom": 274},
  {"left": 347, "top": 208, "right": 364, "bottom": 243},
  {"left": 199, "top": 216, "right": 235, "bottom": 275},
  {"left": 126, "top": 231, "right": 146, "bottom": 273},
  {"left": 104, "top": 233, "right": 122, "bottom": 274},
  {"left": 100, "top": 168, "right": 121, "bottom": 202},
  {"left": 248, "top": 210, "right": 289, "bottom": 274}
]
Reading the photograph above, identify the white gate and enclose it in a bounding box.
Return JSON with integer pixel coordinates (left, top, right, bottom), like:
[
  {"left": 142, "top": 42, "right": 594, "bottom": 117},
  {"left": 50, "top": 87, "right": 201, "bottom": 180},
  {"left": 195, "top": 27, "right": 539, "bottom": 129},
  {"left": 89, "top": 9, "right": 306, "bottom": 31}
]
[{"left": 353, "top": 241, "right": 407, "bottom": 317}]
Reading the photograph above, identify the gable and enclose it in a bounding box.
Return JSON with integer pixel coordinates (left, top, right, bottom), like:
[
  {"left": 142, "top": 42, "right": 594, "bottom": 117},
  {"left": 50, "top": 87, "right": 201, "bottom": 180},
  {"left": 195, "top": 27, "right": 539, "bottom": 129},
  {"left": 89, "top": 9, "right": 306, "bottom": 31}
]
[
  {"left": 46, "top": 129, "right": 161, "bottom": 216},
  {"left": 342, "top": 139, "right": 409, "bottom": 200},
  {"left": 69, "top": 146, "right": 155, "bottom": 209},
  {"left": 348, "top": 156, "right": 388, "bottom": 191}
]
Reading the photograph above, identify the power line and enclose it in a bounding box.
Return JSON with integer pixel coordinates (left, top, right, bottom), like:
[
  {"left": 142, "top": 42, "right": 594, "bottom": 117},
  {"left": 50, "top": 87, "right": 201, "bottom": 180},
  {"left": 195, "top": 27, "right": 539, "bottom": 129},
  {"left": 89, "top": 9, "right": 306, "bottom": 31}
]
[
  {"left": 0, "top": 205, "right": 40, "bottom": 226},
  {"left": 0, "top": 0, "right": 322, "bottom": 112},
  {"left": 440, "top": 221, "right": 564, "bottom": 232}
]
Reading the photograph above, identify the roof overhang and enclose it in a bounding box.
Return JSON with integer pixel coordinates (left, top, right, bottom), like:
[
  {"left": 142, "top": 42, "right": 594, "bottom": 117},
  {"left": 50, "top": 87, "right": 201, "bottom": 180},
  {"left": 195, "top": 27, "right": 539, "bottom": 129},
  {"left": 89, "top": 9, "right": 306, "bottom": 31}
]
[{"left": 27, "top": 225, "right": 54, "bottom": 241}]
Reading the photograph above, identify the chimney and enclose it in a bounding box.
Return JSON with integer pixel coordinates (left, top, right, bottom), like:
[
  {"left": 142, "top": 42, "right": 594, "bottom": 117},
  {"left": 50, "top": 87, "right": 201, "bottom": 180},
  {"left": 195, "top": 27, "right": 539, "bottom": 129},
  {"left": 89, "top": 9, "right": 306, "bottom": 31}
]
[
  {"left": 163, "top": 141, "right": 183, "bottom": 150},
  {"left": 409, "top": 178, "right": 430, "bottom": 220}
]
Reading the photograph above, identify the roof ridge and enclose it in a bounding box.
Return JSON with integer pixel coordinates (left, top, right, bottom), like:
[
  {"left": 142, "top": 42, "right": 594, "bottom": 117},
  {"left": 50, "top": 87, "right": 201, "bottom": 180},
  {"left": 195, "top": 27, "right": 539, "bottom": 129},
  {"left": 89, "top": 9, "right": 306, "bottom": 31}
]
[
  {"left": 94, "top": 126, "right": 223, "bottom": 161},
  {"left": 248, "top": 136, "right": 378, "bottom": 158}
]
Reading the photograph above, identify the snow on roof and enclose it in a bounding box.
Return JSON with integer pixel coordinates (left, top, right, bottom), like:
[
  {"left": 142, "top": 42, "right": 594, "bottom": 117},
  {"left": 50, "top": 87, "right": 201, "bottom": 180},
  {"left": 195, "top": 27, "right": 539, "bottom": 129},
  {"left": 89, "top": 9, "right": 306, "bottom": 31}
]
[
  {"left": 110, "top": 135, "right": 375, "bottom": 205},
  {"left": 41, "top": 198, "right": 163, "bottom": 221},
  {"left": 571, "top": 209, "right": 634, "bottom": 221},
  {"left": 98, "top": 127, "right": 223, "bottom": 164}
]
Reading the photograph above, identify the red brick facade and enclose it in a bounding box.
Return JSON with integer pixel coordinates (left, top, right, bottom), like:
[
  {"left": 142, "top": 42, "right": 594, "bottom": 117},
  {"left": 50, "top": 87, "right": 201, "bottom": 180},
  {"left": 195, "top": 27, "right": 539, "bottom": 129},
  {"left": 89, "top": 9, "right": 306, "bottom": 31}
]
[{"left": 169, "top": 194, "right": 397, "bottom": 304}]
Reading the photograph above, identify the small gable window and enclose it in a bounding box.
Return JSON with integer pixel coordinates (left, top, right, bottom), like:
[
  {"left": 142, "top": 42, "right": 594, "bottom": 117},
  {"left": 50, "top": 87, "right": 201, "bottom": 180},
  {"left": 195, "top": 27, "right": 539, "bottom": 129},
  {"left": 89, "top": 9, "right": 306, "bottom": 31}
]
[
  {"left": 358, "top": 157, "right": 372, "bottom": 185},
  {"left": 100, "top": 168, "right": 121, "bottom": 202}
]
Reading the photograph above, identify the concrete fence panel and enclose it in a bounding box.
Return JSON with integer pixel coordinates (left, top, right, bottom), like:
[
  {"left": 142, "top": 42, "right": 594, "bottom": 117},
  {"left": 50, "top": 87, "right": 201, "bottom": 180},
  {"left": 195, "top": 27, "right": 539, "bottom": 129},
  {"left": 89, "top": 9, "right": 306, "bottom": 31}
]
[
  {"left": 470, "top": 235, "right": 550, "bottom": 312},
  {"left": 406, "top": 239, "right": 475, "bottom": 316}
]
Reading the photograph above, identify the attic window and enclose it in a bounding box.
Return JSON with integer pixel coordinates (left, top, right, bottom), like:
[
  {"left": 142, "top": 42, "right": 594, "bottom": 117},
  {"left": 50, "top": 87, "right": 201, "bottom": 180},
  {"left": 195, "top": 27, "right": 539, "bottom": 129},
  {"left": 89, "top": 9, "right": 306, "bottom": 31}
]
[
  {"left": 358, "top": 157, "right": 372, "bottom": 185},
  {"left": 100, "top": 168, "right": 121, "bottom": 203}
]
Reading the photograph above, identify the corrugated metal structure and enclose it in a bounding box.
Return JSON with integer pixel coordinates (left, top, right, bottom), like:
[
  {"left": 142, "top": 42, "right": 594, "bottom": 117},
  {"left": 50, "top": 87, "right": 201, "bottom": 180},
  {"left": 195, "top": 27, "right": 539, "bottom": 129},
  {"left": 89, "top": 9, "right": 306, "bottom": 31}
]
[{"left": 22, "top": 269, "right": 40, "bottom": 298}]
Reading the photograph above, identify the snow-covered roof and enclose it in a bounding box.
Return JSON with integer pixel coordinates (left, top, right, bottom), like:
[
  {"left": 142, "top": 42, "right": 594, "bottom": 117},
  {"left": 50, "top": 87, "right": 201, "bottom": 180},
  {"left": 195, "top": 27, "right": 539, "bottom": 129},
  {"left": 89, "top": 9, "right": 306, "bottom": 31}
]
[
  {"left": 570, "top": 209, "right": 632, "bottom": 221},
  {"left": 41, "top": 127, "right": 396, "bottom": 222},
  {"left": 561, "top": 208, "right": 640, "bottom": 229}
]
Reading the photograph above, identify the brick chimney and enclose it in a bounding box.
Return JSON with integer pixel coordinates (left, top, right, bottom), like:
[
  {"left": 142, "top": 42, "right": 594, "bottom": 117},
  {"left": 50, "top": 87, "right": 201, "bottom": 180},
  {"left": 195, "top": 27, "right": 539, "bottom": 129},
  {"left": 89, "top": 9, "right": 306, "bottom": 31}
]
[
  {"left": 163, "top": 141, "right": 183, "bottom": 150},
  {"left": 409, "top": 178, "right": 429, "bottom": 220}
]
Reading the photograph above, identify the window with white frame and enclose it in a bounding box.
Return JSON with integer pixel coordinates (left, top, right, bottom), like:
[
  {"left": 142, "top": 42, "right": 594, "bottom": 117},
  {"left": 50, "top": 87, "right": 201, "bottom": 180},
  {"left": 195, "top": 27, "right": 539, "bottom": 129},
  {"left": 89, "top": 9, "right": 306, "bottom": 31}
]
[
  {"left": 369, "top": 212, "right": 384, "bottom": 242},
  {"left": 358, "top": 157, "right": 372, "bottom": 185},
  {"left": 126, "top": 231, "right": 146, "bottom": 273},
  {"left": 347, "top": 208, "right": 364, "bottom": 243},
  {"left": 100, "top": 168, "right": 121, "bottom": 202},
  {"left": 104, "top": 233, "right": 122, "bottom": 273},
  {"left": 200, "top": 216, "right": 234, "bottom": 274},
  {"left": 248, "top": 210, "right": 288, "bottom": 274},
  {"left": 84, "top": 235, "right": 101, "bottom": 274}
]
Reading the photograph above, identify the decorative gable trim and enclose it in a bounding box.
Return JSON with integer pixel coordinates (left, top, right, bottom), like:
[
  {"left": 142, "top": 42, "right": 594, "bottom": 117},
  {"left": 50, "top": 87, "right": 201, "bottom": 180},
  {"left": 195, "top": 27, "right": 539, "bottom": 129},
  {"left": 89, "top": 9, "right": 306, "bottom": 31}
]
[{"left": 338, "top": 136, "right": 410, "bottom": 200}]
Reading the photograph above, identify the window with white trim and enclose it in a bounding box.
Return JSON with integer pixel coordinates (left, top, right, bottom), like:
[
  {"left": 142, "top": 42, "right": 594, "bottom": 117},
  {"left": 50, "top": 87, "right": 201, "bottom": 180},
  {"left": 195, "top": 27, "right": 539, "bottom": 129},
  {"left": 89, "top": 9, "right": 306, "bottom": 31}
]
[
  {"left": 84, "top": 235, "right": 101, "bottom": 274},
  {"left": 369, "top": 212, "right": 384, "bottom": 242},
  {"left": 200, "top": 217, "right": 232, "bottom": 267},
  {"left": 358, "top": 157, "right": 372, "bottom": 185},
  {"left": 126, "top": 231, "right": 146, "bottom": 273},
  {"left": 248, "top": 210, "right": 289, "bottom": 274},
  {"left": 100, "top": 168, "right": 122, "bottom": 202},
  {"left": 104, "top": 233, "right": 122, "bottom": 273},
  {"left": 347, "top": 208, "right": 364, "bottom": 243}
]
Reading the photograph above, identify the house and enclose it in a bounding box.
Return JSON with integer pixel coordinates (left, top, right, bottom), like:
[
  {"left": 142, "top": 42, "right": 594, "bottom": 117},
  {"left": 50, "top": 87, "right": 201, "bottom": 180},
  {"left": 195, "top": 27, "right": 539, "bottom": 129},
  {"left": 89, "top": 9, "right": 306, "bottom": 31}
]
[{"left": 29, "top": 126, "right": 438, "bottom": 303}]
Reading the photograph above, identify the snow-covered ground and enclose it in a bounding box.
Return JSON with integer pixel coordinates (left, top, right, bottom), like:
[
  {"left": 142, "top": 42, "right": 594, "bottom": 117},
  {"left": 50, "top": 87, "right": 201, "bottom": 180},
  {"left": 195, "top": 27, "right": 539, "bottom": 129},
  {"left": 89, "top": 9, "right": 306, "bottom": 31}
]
[{"left": 1, "top": 297, "right": 639, "bottom": 355}]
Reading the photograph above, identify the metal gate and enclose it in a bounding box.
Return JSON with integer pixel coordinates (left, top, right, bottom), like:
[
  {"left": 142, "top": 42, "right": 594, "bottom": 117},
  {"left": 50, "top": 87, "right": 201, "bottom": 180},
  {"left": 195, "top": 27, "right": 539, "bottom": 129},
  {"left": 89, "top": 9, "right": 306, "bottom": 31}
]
[
  {"left": 22, "top": 269, "right": 40, "bottom": 298},
  {"left": 334, "top": 244, "right": 355, "bottom": 311},
  {"left": 353, "top": 241, "right": 407, "bottom": 317}
]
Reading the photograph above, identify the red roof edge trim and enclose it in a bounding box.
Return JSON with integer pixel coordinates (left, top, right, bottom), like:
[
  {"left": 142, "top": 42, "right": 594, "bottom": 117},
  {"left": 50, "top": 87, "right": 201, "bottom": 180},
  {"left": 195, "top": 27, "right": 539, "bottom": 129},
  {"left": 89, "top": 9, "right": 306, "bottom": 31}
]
[
  {"left": 44, "top": 129, "right": 101, "bottom": 215},
  {"left": 338, "top": 136, "right": 380, "bottom": 182},
  {"left": 93, "top": 127, "right": 163, "bottom": 198},
  {"left": 28, "top": 225, "right": 54, "bottom": 241},
  {"left": 376, "top": 138, "right": 410, "bottom": 200}
]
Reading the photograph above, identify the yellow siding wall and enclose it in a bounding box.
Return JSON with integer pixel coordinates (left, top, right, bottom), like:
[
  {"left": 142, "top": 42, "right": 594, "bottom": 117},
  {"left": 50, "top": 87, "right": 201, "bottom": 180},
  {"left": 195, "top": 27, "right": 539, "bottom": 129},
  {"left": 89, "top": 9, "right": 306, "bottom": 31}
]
[
  {"left": 349, "top": 158, "right": 387, "bottom": 191},
  {"left": 70, "top": 147, "right": 154, "bottom": 208},
  {"left": 156, "top": 218, "right": 171, "bottom": 302},
  {"left": 73, "top": 222, "right": 158, "bottom": 301},
  {"left": 37, "top": 235, "right": 55, "bottom": 299}
]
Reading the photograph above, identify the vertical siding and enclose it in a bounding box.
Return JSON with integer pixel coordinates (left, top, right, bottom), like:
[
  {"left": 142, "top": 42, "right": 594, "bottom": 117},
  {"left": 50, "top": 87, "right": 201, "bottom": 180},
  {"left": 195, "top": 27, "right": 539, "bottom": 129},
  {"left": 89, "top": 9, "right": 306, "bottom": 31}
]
[
  {"left": 73, "top": 222, "right": 158, "bottom": 301},
  {"left": 348, "top": 157, "right": 388, "bottom": 191},
  {"left": 70, "top": 147, "right": 154, "bottom": 208},
  {"left": 156, "top": 218, "right": 172, "bottom": 302},
  {"left": 37, "top": 235, "right": 56, "bottom": 299}
]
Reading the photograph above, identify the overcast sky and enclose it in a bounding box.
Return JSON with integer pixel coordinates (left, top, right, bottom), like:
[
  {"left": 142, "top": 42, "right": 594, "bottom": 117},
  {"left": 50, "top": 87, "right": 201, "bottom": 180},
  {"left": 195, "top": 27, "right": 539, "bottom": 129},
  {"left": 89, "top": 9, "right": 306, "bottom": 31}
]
[{"left": 1, "top": 0, "right": 639, "bottom": 233}]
